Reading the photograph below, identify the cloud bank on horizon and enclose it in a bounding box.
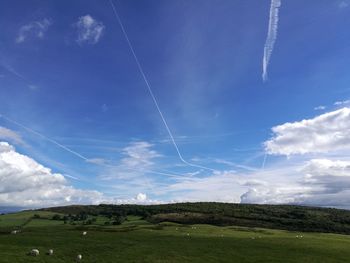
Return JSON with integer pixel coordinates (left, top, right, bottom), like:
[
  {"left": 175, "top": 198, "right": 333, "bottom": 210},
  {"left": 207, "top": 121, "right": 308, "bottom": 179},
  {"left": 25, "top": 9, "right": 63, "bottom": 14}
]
[
  {"left": 2, "top": 107, "right": 350, "bottom": 208},
  {"left": 0, "top": 140, "right": 160, "bottom": 207}
]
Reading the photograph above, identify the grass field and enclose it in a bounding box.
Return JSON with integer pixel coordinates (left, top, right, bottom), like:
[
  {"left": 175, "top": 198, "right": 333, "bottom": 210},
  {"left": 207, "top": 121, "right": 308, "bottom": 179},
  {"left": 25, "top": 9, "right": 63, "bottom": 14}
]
[{"left": 1, "top": 211, "right": 350, "bottom": 262}]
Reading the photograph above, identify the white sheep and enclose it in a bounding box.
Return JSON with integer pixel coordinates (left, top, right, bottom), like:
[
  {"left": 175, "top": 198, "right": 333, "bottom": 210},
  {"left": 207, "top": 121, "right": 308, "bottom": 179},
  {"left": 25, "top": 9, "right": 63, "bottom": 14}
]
[
  {"left": 76, "top": 254, "right": 82, "bottom": 261},
  {"left": 30, "top": 249, "right": 40, "bottom": 256},
  {"left": 82, "top": 231, "right": 87, "bottom": 236},
  {"left": 11, "top": 230, "right": 17, "bottom": 234},
  {"left": 48, "top": 249, "right": 54, "bottom": 255}
]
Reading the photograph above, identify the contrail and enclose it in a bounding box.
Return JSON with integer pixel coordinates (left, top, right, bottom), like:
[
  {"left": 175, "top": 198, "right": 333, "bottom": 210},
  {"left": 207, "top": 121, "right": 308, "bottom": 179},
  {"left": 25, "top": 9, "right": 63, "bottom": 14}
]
[
  {"left": 261, "top": 153, "right": 267, "bottom": 170},
  {"left": 0, "top": 113, "right": 183, "bottom": 178},
  {"left": 262, "top": 0, "right": 282, "bottom": 82},
  {"left": 0, "top": 114, "right": 88, "bottom": 161},
  {"left": 62, "top": 174, "right": 79, "bottom": 180},
  {"left": 0, "top": 62, "right": 36, "bottom": 89},
  {"left": 108, "top": 0, "right": 215, "bottom": 172}
]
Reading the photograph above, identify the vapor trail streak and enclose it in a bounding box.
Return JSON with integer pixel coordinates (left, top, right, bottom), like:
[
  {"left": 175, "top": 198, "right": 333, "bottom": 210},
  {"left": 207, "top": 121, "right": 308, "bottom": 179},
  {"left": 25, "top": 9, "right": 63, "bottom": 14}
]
[
  {"left": 0, "top": 114, "right": 88, "bottom": 161},
  {"left": 262, "top": 0, "right": 281, "bottom": 82},
  {"left": 0, "top": 114, "right": 182, "bottom": 178},
  {"left": 261, "top": 153, "right": 267, "bottom": 170},
  {"left": 108, "top": 0, "right": 215, "bottom": 172}
]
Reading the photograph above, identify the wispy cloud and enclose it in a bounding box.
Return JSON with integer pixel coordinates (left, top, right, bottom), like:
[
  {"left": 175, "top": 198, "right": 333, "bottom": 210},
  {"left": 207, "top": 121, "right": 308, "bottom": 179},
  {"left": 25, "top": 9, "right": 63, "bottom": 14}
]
[
  {"left": 121, "top": 141, "right": 161, "bottom": 168},
  {"left": 0, "top": 126, "right": 25, "bottom": 146},
  {"left": 338, "top": 1, "right": 349, "bottom": 9},
  {"left": 314, "top": 105, "right": 326, "bottom": 110},
  {"left": 74, "top": 15, "right": 105, "bottom": 45},
  {"left": 262, "top": 0, "right": 282, "bottom": 82},
  {"left": 16, "top": 18, "right": 52, "bottom": 43},
  {"left": 334, "top": 99, "right": 350, "bottom": 106},
  {"left": 101, "top": 103, "right": 108, "bottom": 112},
  {"left": 100, "top": 141, "right": 162, "bottom": 181}
]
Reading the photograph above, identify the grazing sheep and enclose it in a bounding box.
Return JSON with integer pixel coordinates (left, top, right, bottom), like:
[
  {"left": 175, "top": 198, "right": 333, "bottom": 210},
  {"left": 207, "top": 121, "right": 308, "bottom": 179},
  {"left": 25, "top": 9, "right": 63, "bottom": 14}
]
[
  {"left": 82, "top": 231, "right": 87, "bottom": 236},
  {"left": 30, "top": 249, "right": 40, "bottom": 256},
  {"left": 76, "top": 254, "right": 82, "bottom": 261},
  {"left": 11, "top": 230, "right": 17, "bottom": 234},
  {"left": 48, "top": 249, "right": 54, "bottom": 255}
]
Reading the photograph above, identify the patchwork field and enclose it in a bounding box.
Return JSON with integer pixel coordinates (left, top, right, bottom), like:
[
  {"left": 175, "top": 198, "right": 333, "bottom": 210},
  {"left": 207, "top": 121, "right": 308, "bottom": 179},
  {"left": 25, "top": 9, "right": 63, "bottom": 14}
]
[{"left": 1, "top": 211, "right": 350, "bottom": 262}]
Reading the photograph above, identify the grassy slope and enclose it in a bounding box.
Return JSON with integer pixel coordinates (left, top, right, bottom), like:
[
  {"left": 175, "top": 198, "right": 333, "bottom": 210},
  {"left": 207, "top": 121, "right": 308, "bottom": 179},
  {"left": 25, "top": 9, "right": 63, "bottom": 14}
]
[
  {"left": 42, "top": 202, "right": 350, "bottom": 234},
  {"left": 0, "top": 211, "right": 61, "bottom": 228},
  {"left": 1, "top": 214, "right": 350, "bottom": 262}
]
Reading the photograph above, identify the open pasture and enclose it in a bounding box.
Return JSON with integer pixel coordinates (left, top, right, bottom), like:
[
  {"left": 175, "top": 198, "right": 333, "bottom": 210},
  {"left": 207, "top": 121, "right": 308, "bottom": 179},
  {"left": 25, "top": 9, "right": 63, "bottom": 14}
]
[{"left": 1, "top": 212, "right": 350, "bottom": 262}]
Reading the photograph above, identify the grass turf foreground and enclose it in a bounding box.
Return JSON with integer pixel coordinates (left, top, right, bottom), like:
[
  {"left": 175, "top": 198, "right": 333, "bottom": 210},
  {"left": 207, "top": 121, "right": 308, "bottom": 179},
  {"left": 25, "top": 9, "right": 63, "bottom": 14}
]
[{"left": 1, "top": 211, "right": 350, "bottom": 262}]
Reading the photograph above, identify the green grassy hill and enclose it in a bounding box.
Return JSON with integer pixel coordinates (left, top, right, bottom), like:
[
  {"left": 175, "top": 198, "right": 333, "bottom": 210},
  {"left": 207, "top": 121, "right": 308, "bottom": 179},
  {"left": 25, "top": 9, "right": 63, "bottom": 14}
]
[{"left": 41, "top": 202, "right": 350, "bottom": 234}]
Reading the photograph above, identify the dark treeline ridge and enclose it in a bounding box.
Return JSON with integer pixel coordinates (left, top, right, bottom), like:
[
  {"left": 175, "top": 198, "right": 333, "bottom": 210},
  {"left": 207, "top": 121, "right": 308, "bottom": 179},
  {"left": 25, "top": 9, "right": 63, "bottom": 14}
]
[{"left": 40, "top": 202, "right": 350, "bottom": 235}]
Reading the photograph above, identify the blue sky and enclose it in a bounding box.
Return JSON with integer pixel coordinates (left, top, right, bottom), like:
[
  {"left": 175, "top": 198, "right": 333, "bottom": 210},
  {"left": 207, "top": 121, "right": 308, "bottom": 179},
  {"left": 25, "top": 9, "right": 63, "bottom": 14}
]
[{"left": 1, "top": 0, "right": 350, "bottom": 208}]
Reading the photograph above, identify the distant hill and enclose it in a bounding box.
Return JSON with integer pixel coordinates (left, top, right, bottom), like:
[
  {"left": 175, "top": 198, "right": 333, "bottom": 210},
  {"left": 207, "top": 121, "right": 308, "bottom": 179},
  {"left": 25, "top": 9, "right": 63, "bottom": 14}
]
[
  {"left": 39, "top": 202, "right": 350, "bottom": 235},
  {"left": 0, "top": 207, "right": 23, "bottom": 214}
]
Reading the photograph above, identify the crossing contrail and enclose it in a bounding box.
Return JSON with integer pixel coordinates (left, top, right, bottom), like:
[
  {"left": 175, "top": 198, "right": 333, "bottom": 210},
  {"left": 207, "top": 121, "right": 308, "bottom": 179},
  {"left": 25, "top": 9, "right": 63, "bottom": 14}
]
[
  {"left": 262, "top": 0, "right": 282, "bottom": 82},
  {"left": 0, "top": 114, "right": 88, "bottom": 161},
  {"left": 0, "top": 113, "right": 183, "bottom": 178},
  {"left": 108, "top": 0, "right": 215, "bottom": 172}
]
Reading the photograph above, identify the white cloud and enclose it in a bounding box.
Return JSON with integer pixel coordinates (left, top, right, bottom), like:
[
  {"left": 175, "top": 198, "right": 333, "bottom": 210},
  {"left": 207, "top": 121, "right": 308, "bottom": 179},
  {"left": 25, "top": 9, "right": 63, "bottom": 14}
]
[
  {"left": 239, "top": 158, "right": 350, "bottom": 208},
  {"left": 303, "top": 159, "right": 350, "bottom": 178},
  {"left": 0, "top": 141, "right": 105, "bottom": 207},
  {"left": 98, "top": 141, "right": 162, "bottom": 197},
  {"left": 28, "top": 85, "right": 38, "bottom": 91},
  {"left": 121, "top": 141, "right": 161, "bottom": 168},
  {"left": 265, "top": 107, "right": 350, "bottom": 155},
  {"left": 338, "top": 1, "right": 349, "bottom": 9},
  {"left": 112, "top": 194, "right": 162, "bottom": 205},
  {"left": 240, "top": 186, "right": 307, "bottom": 205},
  {"left": 101, "top": 104, "right": 108, "bottom": 112},
  {"left": 75, "top": 15, "right": 105, "bottom": 45},
  {"left": 334, "top": 99, "right": 350, "bottom": 106},
  {"left": 0, "top": 126, "right": 25, "bottom": 145},
  {"left": 161, "top": 170, "right": 244, "bottom": 203},
  {"left": 86, "top": 158, "right": 107, "bottom": 165},
  {"left": 314, "top": 105, "right": 326, "bottom": 110},
  {"left": 136, "top": 193, "right": 147, "bottom": 202},
  {"left": 16, "top": 18, "right": 51, "bottom": 43},
  {"left": 262, "top": 0, "right": 282, "bottom": 82}
]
